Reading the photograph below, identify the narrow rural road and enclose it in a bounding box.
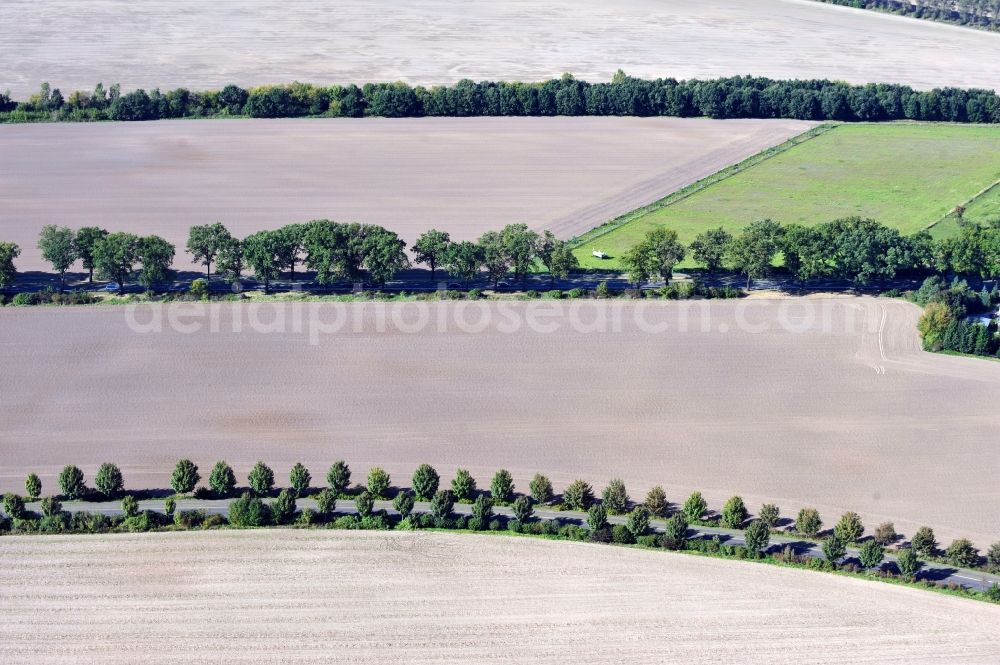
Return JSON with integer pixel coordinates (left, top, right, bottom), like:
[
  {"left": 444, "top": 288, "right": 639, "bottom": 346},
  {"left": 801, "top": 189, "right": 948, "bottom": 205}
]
[{"left": 29, "top": 497, "right": 1000, "bottom": 593}]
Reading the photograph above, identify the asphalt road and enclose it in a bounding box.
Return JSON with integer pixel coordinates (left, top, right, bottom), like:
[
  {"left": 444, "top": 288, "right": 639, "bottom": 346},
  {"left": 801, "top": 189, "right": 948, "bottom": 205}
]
[
  {"left": 8, "top": 267, "right": 948, "bottom": 297},
  {"left": 26, "top": 496, "right": 1000, "bottom": 594}
]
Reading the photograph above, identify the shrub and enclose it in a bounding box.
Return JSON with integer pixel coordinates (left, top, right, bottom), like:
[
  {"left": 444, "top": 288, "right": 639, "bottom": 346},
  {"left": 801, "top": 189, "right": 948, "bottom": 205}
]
[
  {"left": 297, "top": 508, "right": 318, "bottom": 526},
  {"left": 511, "top": 496, "right": 533, "bottom": 522},
  {"left": 170, "top": 459, "right": 200, "bottom": 494},
  {"left": 271, "top": 489, "right": 297, "bottom": 524},
  {"left": 595, "top": 281, "right": 610, "bottom": 298},
  {"left": 121, "top": 512, "right": 158, "bottom": 532},
  {"left": 625, "top": 506, "right": 651, "bottom": 538},
  {"left": 567, "top": 288, "right": 585, "bottom": 299},
  {"left": 392, "top": 490, "right": 415, "bottom": 519},
  {"left": 543, "top": 289, "right": 562, "bottom": 299},
  {"left": 451, "top": 468, "right": 476, "bottom": 501},
  {"left": 821, "top": 534, "right": 847, "bottom": 564},
  {"left": 721, "top": 496, "right": 748, "bottom": 529},
  {"left": 12, "top": 292, "right": 32, "bottom": 306},
  {"left": 430, "top": 490, "right": 455, "bottom": 521},
  {"left": 859, "top": 539, "right": 886, "bottom": 570},
  {"left": 643, "top": 486, "right": 668, "bottom": 517},
  {"left": 911, "top": 526, "right": 938, "bottom": 556},
  {"left": 315, "top": 489, "right": 337, "bottom": 516},
  {"left": 289, "top": 462, "right": 311, "bottom": 496},
  {"left": 58, "top": 465, "right": 86, "bottom": 499},
  {"left": 833, "top": 511, "right": 865, "bottom": 543},
  {"left": 490, "top": 469, "right": 514, "bottom": 504},
  {"left": 120, "top": 494, "right": 139, "bottom": 517},
  {"left": 95, "top": 462, "right": 124, "bottom": 499},
  {"left": 743, "top": 520, "right": 770, "bottom": 557},
  {"left": 467, "top": 288, "right": 483, "bottom": 300},
  {"left": 663, "top": 514, "right": 689, "bottom": 550},
  {"left": 209, "top": 460, "right": 237, "bottom": 497},
  {"left": 326, "top": 461, "right": 352, "bottom": 495},
  {"left": 360, "top": 514, "right": 390, "bottom": 530},
  {"left": 412, "top": 464, "right": 440, "bottom": 501},
  {"left": 758, "top": 503, "right": 780, "bottom": 528},
  {"left": 189, "top": 278, "right": 209, "bottom": 299},
  {"left": 682, "top": 491, "right": 707, "bottom": 522},
  {"left": 873, "top": 522, "right": 897, "bottom": 546},
  {"left": 987, "top": 542, "right": 1000, "bottom": 573},
  {"left": 529, "top": 474, "right": 554, "bottom": 504},
  {"left": 796, "top": 507, "right": 822, "bottom": 536},
  {"left": 367, "top": 467, "right": 391, "bottom": 498},
  {"left": 248, "top": 461, "right": 275, "bottom": 496},
  {"left": 38, "top": 512, "right": 70, "bottom": 533},
  {"left": 174, "top": 509, "right": 207, "bottom": 528},
  {"left": 587, "top": 503, "right": 608, "bottom": 532},
  {"left": 562, "top": 480, "right": 594, "bottom": 511},
  {"left": 896, "top": 546, "right": 921, "bottom": 579},
  {"left": 72, "top": 511, "right": 110, "bottom": 532},
  {"left": 3, "top": 493, "right": 26, "bottom": 519},
  {"left": 946, "top": 538, "right": 980, "bottom": 568},
  {"left": 24, "top": 473, "right": 41, "bottom": 500},
  {"left": 612, "top": 523, "right": 635, "bottom": 544},
  {"left": 601, "top": 478, "right": 630, "bottom": 515},
  {"left": 332, "top": 514, "right": 360, "bottom": 529},
  {"left": 354, "top": 490, "right": 375, "bottom": 518},
  {"left": 228, "top": 492, "right": 271, "bottom": 527},
  {"left": 470, "top": 496, "right": 494, "bottom": 529},
  {"left": 164, "top": 497, "right": 176, "bottom": 516},
  {"left": 40, "top": 496, "right": 63, "bottom": 517}
]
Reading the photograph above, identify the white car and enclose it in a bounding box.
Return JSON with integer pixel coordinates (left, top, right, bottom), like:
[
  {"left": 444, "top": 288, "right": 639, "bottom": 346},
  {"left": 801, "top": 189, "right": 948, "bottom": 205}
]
[{"left": 592, "top": 250, "right": 608, "bottom": 259}]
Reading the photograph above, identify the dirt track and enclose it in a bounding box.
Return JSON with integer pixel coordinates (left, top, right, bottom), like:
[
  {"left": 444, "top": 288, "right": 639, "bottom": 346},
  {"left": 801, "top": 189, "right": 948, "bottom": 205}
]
[
  {"left": 3, "top": 0, "right": 1000, "bottom": 96},
  {"left": 0, "top": 530, "right": 998, "bottom": 664},
  {"left": 1, "top": 297, "right": 998, "bottom": 547},
  {"left": 0, "top": 117, "right": 812, "bottom": 272}
]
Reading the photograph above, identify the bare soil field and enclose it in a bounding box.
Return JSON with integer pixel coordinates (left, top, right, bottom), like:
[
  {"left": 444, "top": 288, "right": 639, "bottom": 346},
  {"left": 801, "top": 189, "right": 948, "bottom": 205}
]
[
  {"left": 1, "top": 530, "right": 998, "bottom": 664},
  {"left": 1, "top": 297, "right": 998, "bottom": 547},
  {"left": 0, "top": 117, "right": 812, "bottom": 272},
  {"left": 4, "top": 0, "right": 1000, "bottom": 97}
]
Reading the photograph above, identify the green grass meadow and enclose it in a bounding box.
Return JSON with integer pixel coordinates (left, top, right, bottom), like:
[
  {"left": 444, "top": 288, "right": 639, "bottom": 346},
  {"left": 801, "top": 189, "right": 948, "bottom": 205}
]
[{"left": 573, "top": 123, "right": 1000, "bottom": 268}]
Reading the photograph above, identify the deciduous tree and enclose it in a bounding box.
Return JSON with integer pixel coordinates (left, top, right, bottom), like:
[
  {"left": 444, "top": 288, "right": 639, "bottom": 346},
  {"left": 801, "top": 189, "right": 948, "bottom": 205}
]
[
  {"left": 93, "top": 232, "right": 141, "bottom": 295},
  {"left": 186, "top": 222, "right": 233, "bottom": 276},
  {"left": 412, "top": 229, "right": 451, "bottom": 281},
  {"left": 412, "top": 464, "right": 440, "bottom": 501},
  {"left": 37, "top": 225, "right": 77, "bottom": 291},
  {"left": 94, "top": 462, "right": 124, "bottom": 499},
  {"left": 170, "top": 459, "right": 200, "bottom": 494}
]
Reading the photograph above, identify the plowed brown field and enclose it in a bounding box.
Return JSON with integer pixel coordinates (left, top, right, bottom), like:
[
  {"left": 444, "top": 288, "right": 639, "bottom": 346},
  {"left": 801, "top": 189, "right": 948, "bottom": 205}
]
[
  {"left": 1, "top": 530, "right": 998, "bottom": 664},
  {"left": 0, "top": 117, "right": 813, "bottom": 271},
  {"left": 1, "top": 297, "right": 998, "bottom": 546}
]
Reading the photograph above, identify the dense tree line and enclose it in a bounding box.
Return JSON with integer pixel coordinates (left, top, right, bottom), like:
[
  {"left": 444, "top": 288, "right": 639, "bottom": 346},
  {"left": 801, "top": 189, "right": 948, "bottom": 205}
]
[
  {"left": 5, "top": 460, "right": 1000, "bottom": 598},
  {"left": 4, "top": 72, "right": 1000, "bottom": 124},
  {"left": 6, "top": 217, "right": 1000, "bottom": 299},
  {"left": 815, "top": 0, "right": 1000, "bottom": 31},
  {"left": 1, "top": 221, "right": 580, "bottom": 294},
  {"left": 915, "top": 276, "right": 1000, "bottom": 356}
]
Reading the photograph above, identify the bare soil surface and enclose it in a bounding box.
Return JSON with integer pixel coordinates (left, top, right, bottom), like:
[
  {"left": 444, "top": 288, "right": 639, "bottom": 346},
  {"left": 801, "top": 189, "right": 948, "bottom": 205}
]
[
  {"left": 1, "top": 297, "right": 998, "bottom": 547},
  {"left": 0, "top": 117, "right": 812, "bottom": 272},
  {"left": 4, "top": 0, "right": 1000, "bottom": 97},
  {"left": 1, "top": 530, "right": 998, "bottom": 664}
]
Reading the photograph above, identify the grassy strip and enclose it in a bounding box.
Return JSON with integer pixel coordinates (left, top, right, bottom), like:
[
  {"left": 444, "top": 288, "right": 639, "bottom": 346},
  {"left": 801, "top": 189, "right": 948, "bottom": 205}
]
[
  {"left": 566, "top": 123, "right": 839, "bottom": 249},
  {"left": 925, "top": 178, "right": 1000, "bottom": 232}
]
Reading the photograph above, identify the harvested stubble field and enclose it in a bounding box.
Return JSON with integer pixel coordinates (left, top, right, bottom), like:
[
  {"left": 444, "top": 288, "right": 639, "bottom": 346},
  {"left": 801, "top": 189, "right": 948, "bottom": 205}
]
[
  {"left": 1, "top": 530, "right": 999, "bottom": 664},
  {"left": 1, "top": 297, "right": 999, "bottom": 547},
  {"left": 0, "top": 117, "right": 813, "bottom": 272},
  {"left": 575, "top": 123, "right": 1000, "bottom": 267},
  {"left": 4, "top": 0, "right": 1000, "bottom": 97}
]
